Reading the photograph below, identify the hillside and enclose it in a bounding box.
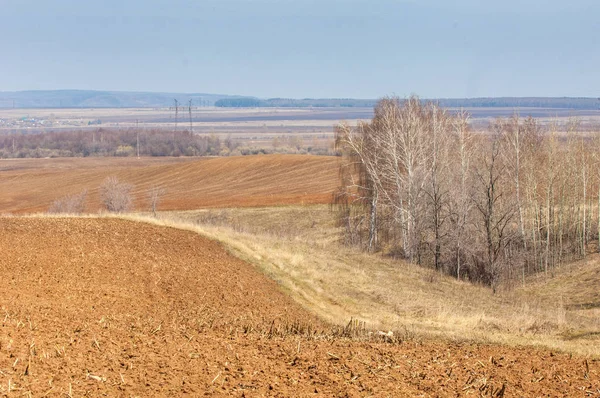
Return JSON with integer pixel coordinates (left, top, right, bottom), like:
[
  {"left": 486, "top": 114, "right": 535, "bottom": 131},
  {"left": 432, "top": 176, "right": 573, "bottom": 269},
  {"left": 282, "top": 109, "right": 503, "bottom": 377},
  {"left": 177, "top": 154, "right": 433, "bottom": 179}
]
[
  {"left": 0, "top": 216, "right": 597, "bottom": 396},
  {"left": 0, "top": 155, "right": 340, "bottom": 214},
  {"left": 516, "top": 253, "right": 600, "bottom": 335},
  {"left": 0, "top": 90, "right": 237, "bottom": 108}
]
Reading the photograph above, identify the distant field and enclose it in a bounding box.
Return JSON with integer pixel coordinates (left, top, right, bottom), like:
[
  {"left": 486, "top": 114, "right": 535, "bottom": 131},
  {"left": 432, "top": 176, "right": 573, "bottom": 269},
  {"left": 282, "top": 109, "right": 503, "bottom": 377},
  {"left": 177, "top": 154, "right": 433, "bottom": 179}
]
[
  {"left": 0, "top": 107, "right": 366, "bottom": 135},
  {"left": 2, "top": 106, "right": 599, "bottom": 137},
  {"left": 0, "top": 107, "right": 347, "bottom": 152},
  {"left": 2, "top": 107, "right": 600, "bottom": 158},
  {"left": 0, "top": 154, "right": 340, "bottom": 214}
]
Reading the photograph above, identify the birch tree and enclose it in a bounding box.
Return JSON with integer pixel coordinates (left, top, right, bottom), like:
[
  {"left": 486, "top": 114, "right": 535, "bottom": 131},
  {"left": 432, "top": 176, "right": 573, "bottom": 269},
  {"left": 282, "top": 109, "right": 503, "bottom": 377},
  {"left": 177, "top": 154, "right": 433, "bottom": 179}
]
[
  {"left": 448, "top": 110, "right": 474, "bottom": 279},
  {"left": 472, "top": 129, "right": 516, "bottom": 292}
]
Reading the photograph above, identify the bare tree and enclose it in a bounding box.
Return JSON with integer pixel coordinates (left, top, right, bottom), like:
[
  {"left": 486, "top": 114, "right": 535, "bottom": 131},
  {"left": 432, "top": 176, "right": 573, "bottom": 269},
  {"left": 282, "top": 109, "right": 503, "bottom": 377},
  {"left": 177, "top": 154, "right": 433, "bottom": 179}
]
[
  {"left": 373, "top": 97, "right": 431, "bottom": 262},
  {"left": 592, "top": 129, "right": 600, "bottom": 253},
  {"left": 48, "top": 189, "right": 88, "bottom": 214},
  {"left": 448, "top": 110, "right": 474, "bottom": 280},
  {"left": 472, "top": 130, "right": 516, "bottom": 292},
  {"left": 335, "top": 97, "right": 600, "bottom": 290},
  {"left": 100, "top": 176, "right": 134, "bottom": 213},
  {"left": 335, "top": 120, "right": 383, "bottom": 250},
  {"left": 148, "top": 185, "right": 166, "bottom": 217},
  {"left": 501, "top": 114, "right": 526, "bottom": 246},
  {"left": 575, "top": 130, "right": 591, "bottom": 257},
  {"left": 423, "top": 104, "right": 455, "bottom": 270},
  {"left": 541, "top": 123, "right": 559, "bottom": 272}
]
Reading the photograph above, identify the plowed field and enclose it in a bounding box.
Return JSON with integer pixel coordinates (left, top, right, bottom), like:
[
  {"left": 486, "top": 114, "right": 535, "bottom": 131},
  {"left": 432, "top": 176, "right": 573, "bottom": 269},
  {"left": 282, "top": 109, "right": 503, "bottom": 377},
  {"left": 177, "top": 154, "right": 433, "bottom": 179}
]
[
  {"left": 1, "top": 217, "right": 598, "bottom": 396},
  {"left": 0, "top": 155, "right": 340, "bottom": 214}
]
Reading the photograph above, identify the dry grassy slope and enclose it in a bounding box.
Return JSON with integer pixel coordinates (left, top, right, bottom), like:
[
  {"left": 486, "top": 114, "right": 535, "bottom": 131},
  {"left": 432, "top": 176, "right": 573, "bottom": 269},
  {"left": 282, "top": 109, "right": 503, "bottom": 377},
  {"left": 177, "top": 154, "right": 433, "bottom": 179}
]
[
  {"left": 0, "top": 155, "right": 340, "bottom": 214},
  {"left": 517, "top": 253, "right": 600, "bottom": 326},
  {"left": 1, "top": 216, "right": 598, "bottom": 397},
  {"left": 161, "top": 206, "right": 600, "bottom": 357}
]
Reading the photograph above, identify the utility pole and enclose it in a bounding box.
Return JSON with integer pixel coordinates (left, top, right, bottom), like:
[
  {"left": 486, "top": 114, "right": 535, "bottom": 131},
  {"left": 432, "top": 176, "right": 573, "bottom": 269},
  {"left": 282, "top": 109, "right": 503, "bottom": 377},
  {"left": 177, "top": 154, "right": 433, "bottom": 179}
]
[
  {"left": 136, "top": 119, "right": 140, "bottom": 158},
  {"left": 188, "top": 99, "right": 193, "bottom": 133},
  {"left": 173, "top": 99, "right": 179, "bottom": 131}
]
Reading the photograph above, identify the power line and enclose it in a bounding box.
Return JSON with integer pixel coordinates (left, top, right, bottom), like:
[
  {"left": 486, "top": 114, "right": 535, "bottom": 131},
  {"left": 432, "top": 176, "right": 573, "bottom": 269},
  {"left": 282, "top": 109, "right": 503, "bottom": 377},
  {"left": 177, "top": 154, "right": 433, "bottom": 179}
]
[
  {"left": 174, "top": 98, "right": 179, "bottom": 131},
  {"left": 188, "top": 99, "right": 193, "bottom": 133}
]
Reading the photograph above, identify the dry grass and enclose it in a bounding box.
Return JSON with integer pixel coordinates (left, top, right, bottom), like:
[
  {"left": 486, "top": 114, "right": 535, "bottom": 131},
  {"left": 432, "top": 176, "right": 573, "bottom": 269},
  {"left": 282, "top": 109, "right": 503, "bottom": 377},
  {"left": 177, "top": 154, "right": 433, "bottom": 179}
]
[
  {"left": 515, "top": 254, "right": 600, "bottom": 341},
  {"left": 110, "top": 206, "right": 600, "bottom": 357},
  {"left": 18, "top": 205, "right": 600, "bottom": 357}
]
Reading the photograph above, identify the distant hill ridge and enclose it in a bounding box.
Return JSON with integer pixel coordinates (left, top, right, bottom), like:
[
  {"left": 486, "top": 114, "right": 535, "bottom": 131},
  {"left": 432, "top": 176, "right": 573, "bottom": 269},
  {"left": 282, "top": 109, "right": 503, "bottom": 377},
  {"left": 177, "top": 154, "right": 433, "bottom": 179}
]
[
  {"left": 0, "top": 90, "right": 240, "bottom": 109},
  {"left": 0, "top": 90, "right": 599, "bottom": 109}
]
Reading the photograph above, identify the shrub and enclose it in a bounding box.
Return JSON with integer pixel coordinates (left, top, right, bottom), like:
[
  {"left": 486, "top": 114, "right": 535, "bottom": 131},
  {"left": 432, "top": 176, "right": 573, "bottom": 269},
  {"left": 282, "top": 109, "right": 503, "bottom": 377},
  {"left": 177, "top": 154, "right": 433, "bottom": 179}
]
[
  {"left": 99, "top": 176, "right": 133, "bottom": 212},
  {"left": 48, "top": 189, "right": 88, "bottom": 214}
]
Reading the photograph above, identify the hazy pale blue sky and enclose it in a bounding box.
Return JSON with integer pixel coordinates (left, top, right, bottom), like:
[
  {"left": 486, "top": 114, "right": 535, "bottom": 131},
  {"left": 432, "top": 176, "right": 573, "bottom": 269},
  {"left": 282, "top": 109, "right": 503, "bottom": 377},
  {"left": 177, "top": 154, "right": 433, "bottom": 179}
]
[{"left": 1, "top": 0, "right": 598, "bottom": 98}]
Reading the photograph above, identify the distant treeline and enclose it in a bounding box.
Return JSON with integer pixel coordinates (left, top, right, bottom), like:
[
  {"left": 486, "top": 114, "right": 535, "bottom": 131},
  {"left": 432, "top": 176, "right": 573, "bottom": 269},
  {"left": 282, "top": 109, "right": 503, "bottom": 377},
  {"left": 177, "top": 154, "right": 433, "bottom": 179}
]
[
  {"left": 216, "top": 97, "right": 600, "bottom": 110},
  {"left": 215, "top": 98, "right": 377, "bottom": 108},
  {"left": 436, "top": 97, "right": 600, "bottom": 110},
  {"left": 0, "top": 129, "right": 226, "bottom": 158},
  {"left": 0, "top": 128, "right": 332, "bottom": 158}
]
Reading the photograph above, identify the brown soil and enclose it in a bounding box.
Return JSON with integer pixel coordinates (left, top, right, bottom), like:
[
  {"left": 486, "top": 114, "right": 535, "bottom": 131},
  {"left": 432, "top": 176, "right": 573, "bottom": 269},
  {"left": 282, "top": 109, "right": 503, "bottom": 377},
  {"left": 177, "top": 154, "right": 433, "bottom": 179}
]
[
  {"left": 0, "top": 155, "right": 340, "bottom": 214},
  {"left": 0, "top": 217, "right": 598, "bottom": 396}
]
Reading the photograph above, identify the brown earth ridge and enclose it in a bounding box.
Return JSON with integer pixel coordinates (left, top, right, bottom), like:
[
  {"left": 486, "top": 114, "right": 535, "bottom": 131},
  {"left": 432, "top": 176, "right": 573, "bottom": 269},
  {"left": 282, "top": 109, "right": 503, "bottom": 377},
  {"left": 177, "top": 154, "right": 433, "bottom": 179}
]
[{"left": 0, "top": 217, "right": 598, "bottom": 396}]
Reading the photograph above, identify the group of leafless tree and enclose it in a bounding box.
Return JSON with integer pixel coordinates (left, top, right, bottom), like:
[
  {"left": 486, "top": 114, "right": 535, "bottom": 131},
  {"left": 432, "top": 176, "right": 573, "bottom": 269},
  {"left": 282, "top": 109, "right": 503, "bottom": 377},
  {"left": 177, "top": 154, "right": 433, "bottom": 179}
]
[
  {"left": 335, "top": 96, "right": 600, "bottom": 291},
  {"left": 0, "top": 128, "right": 225, "bottom": 158},
  {"left": 48, "top": 189, "right": 88, "bottom": 214},
  {"left": 49, "top": 177, "right": 165, "bottom": 215},
  {"left": 99, "top": 177, "right": 134, "bottom": 212},
  {"left": 0, "top": 128, "right": 332, "bottom": 158}
]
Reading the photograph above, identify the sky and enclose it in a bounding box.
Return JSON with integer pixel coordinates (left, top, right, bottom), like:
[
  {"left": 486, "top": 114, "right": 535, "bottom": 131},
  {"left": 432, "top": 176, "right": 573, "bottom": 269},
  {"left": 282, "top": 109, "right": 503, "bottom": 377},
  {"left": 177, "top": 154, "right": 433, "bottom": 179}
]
[{"left": 1, "top": 0, "right": 599, "bottom": 98}]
